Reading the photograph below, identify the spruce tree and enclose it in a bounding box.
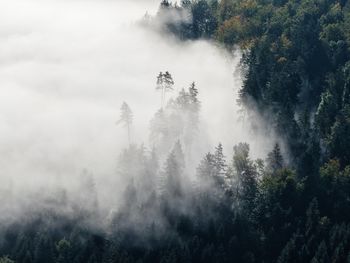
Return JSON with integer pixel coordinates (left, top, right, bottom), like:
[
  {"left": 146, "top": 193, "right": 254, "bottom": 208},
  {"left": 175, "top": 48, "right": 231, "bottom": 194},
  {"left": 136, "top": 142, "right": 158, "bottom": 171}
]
[
  {"left": 267, "top": 143, "right": 284, "bottom": 174},
  {"left": 117, "top": 102, "right": 133, "bottom": 146}
]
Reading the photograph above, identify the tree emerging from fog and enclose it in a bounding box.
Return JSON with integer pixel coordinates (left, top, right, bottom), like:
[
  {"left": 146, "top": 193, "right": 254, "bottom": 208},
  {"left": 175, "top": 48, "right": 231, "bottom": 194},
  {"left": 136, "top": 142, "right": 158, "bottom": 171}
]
[
  {"left": 156, "top": 71, "right": 174, "bottom": 109},
  {"left": 117, "top": 102, "right": 133, "bottom": 145},
  {"left": 4, "top": 0, "right": 350, "bottom": 262}
]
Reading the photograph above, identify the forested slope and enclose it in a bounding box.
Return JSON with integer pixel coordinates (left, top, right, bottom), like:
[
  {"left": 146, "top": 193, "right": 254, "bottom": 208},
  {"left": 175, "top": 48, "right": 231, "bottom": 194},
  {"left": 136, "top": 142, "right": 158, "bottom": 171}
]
[
  {"left": 155, "top": 0, "right": 350, "bottom": 261},
  {"left": 2, "top": 0, "right": 350, "bottom": 262}
]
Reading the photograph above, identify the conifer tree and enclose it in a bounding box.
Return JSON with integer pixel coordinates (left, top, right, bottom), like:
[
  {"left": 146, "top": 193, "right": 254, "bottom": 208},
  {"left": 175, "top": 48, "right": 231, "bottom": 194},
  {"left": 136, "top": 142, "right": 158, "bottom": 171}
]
[
  {"left": 156, "top": 71, "right": 174, "bottom": 109},
  {"left": 267, "top": 143, "right": 284, "bottom": 174},
  {"left": 189, "top": 82, "right": 198, "bottom": 102},
  {"left": 163, "top": 141, "right": 185, "bottom": 198},
  {"left": 197, "top": 152, "right": 216, "bottom": 181},
  {"left": 188, "top": 82, "right": 200, "bottom": 130},
  {"left": 197, "top": 148, "right": 226, "bottom": 201},
  {"left": 214, "top": 143, "right": 226, "bottom": 176},
  {"left": 164, "top": 153, "right": 183, "bottom": 198},
  {"left": 232, "top": 143, "right": 258, "bottom": 214},
  {"left": 117, "top": 102, "right": 133, "bottom": 146}
]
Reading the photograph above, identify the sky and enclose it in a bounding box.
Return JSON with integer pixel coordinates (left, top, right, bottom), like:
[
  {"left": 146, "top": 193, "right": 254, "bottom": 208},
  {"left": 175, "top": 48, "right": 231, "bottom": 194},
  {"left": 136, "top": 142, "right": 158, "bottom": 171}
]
[{"left": 0, "top": 0, "right": 276, "bottom": 203}]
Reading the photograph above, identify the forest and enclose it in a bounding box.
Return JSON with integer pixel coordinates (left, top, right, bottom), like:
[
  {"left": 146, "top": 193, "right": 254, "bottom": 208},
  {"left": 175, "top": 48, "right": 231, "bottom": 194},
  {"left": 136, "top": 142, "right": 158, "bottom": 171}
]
[{"left": 1, "top": 0, "right": 350, "bottom": 262}]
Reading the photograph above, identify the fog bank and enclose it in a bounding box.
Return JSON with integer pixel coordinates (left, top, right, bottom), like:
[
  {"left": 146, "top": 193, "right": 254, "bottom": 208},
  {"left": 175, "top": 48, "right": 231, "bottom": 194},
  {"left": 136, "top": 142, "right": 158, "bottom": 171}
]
[{"left": 0, "top": 0, "right": 276, "bottom": 219}]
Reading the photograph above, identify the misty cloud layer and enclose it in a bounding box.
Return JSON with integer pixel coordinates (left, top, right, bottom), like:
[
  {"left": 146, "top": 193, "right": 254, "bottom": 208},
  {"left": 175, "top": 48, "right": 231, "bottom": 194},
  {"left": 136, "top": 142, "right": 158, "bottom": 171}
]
[{"left": 0, "top": 0, "right": 277, "bottom": 222}]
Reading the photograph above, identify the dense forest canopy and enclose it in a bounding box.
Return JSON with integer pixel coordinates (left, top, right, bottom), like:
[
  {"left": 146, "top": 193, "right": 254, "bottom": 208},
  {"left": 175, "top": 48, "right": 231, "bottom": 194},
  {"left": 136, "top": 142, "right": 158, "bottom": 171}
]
[
  {"left": 157, "top": 0, "right": 350, "bottom": 168},
  {"left": 2, "top": 0, "right": 350, "bottom": 262}
]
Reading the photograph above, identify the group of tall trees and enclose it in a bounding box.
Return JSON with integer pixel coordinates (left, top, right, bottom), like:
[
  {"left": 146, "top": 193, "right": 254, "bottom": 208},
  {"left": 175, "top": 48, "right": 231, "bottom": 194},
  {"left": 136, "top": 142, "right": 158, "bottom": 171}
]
[
  {"left": 3, "top": 0, "right": 350, "bottom": 262},
  {"left": 156, "top": 0, "right": 350, "bottom": 170},
  {"left": 151, "top": 0, "right": 350, "bottom": 261},
  {"left": 3, "top": 65, "right": 350, "bottom": 262}
]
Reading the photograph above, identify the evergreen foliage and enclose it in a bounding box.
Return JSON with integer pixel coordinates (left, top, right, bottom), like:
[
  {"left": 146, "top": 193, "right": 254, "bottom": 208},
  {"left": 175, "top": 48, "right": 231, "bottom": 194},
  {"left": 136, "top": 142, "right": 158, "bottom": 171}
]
[{"left": 4, "top": 0, "right": 350, "bottom": 262}]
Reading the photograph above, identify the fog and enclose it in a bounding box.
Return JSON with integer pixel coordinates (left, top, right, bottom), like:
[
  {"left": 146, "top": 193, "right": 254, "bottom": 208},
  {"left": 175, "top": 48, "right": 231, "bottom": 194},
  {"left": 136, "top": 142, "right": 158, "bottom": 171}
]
[{"left": 0, "top": 0, "right": 276, "bottom": 223}]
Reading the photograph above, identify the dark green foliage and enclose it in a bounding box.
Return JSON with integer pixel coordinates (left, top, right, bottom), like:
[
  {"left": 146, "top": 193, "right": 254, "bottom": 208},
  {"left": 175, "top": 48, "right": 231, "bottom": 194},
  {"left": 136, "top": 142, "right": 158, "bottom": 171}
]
[
  {"left": 267, "top": 143, "right": 284, "bottom": 174},
  {"left": 5, "top": 0, "right": 350, "bottom": 262},
  {"left": 157, "top": 0, "right": 350, "bottom": 168},
  {"left": 151, "top": 2, "right": 350, "bottom": 259},
  {"left": 3, "top": 155, "right": 350, "bottom": 262}
]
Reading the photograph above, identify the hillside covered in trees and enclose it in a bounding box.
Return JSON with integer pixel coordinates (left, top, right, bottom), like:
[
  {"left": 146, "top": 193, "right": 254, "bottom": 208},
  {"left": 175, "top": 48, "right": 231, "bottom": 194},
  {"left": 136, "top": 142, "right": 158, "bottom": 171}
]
[{"left": 2, "top": 0, "right": 350, "bottom": 262}]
